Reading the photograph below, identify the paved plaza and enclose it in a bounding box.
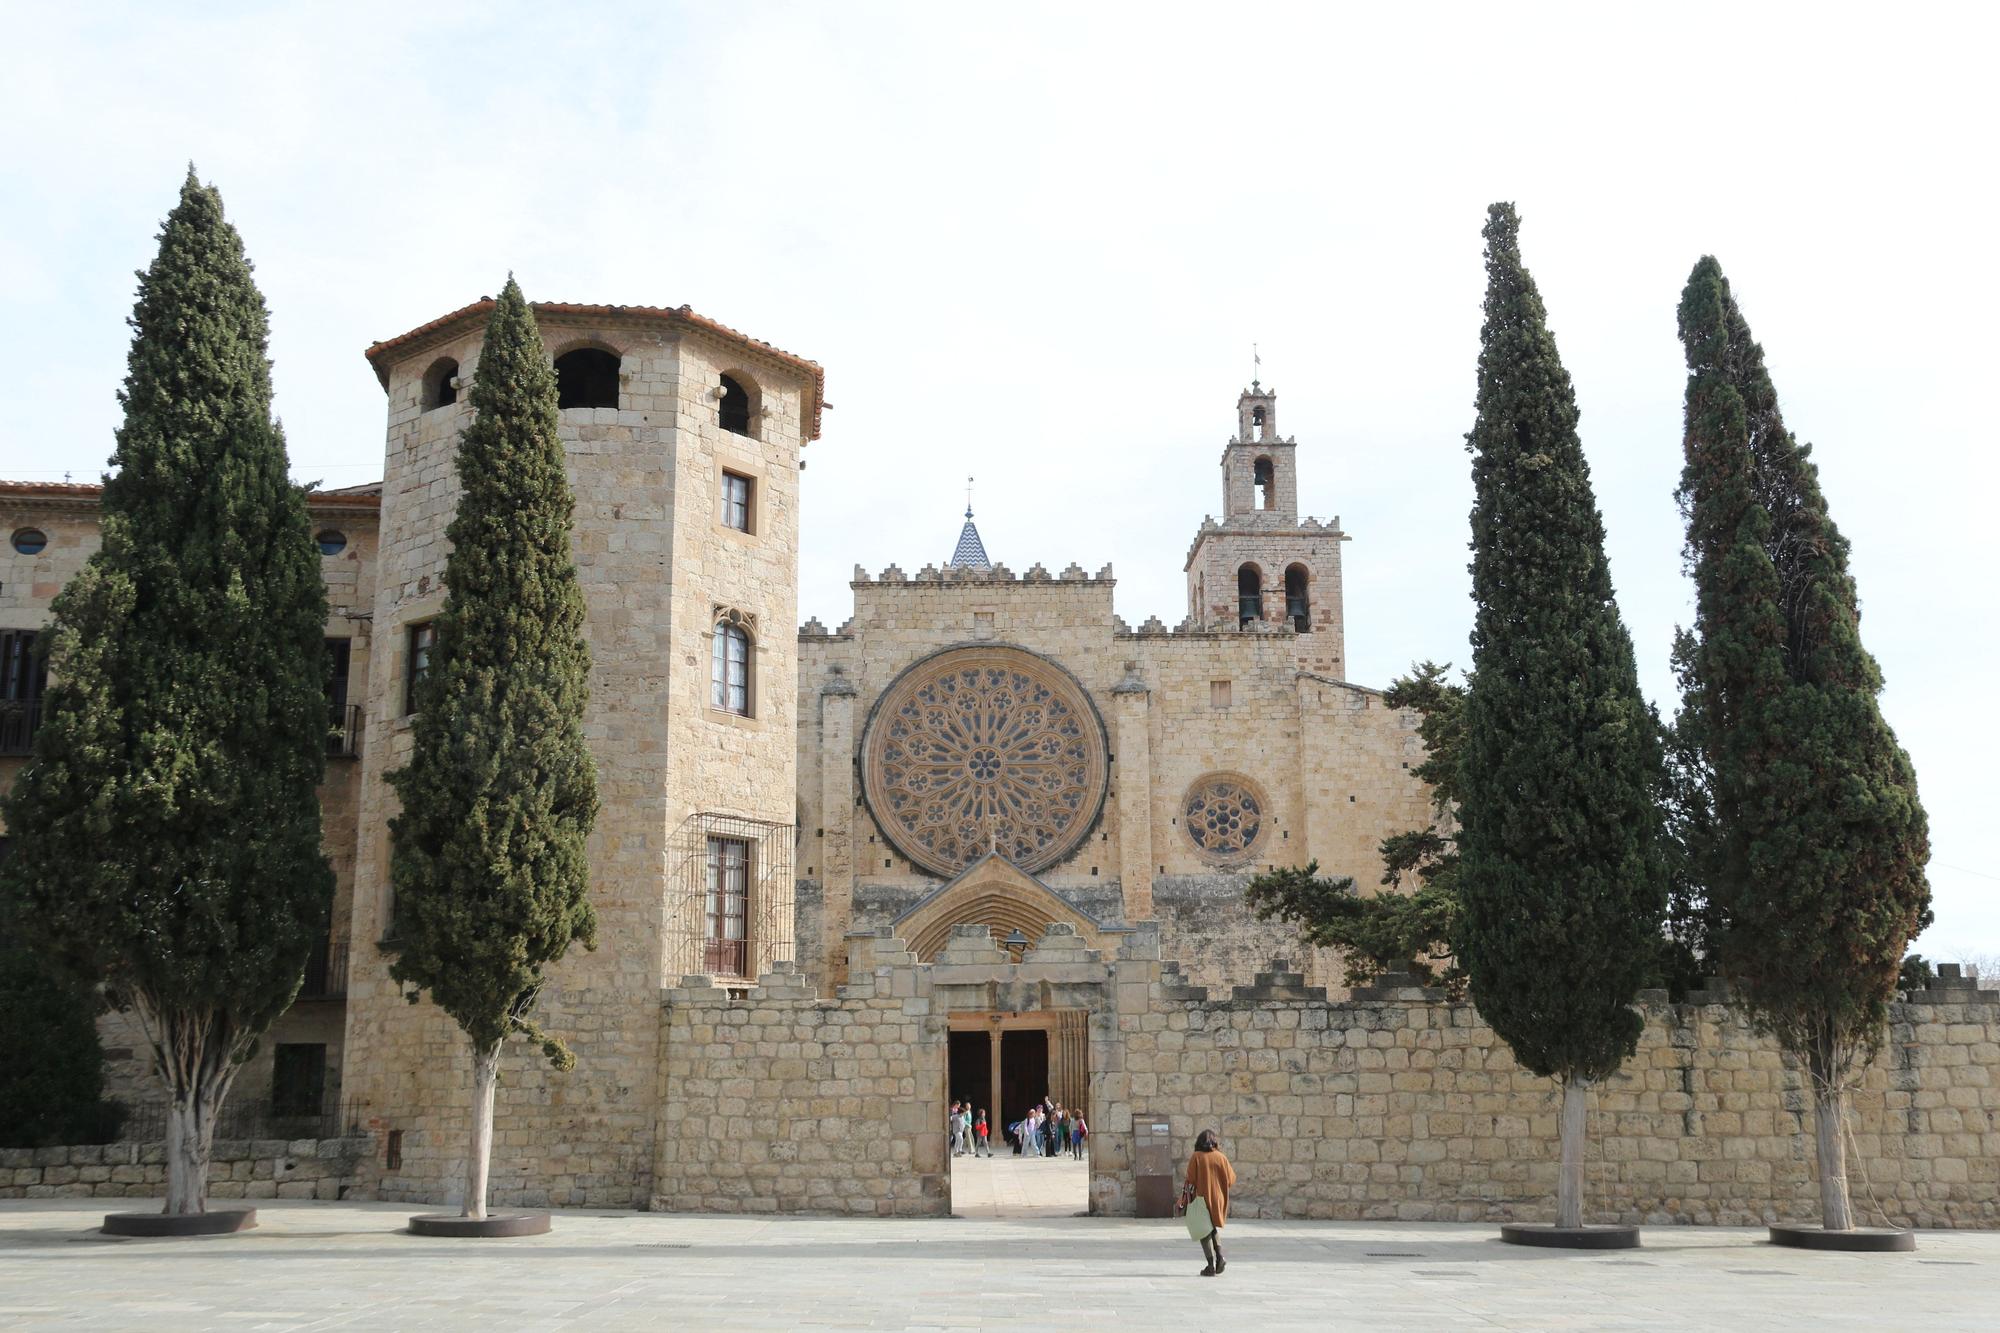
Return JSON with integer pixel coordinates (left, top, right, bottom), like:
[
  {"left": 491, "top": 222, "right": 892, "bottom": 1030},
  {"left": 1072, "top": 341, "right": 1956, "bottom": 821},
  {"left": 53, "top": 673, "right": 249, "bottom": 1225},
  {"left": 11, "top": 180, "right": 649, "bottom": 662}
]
[{"left": 1, "top": 1160, "right": 1994, "bottom": 1332}]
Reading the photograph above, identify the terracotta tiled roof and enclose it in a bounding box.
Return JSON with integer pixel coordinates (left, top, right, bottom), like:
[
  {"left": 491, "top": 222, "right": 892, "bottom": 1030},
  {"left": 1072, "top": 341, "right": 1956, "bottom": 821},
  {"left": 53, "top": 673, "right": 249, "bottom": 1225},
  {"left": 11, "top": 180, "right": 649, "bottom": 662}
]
[
  {"left": 364, "top": 299, "right": 828, "bottom": 440},
  {"left": 0, "top": 479, "right": 383, "bottom": 512}
]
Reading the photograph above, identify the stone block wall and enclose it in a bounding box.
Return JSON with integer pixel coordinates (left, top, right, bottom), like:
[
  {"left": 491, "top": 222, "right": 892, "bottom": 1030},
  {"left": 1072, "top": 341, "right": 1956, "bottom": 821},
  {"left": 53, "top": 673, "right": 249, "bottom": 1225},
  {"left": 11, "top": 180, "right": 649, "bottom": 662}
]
[
  {"left": 648, "top": 936, "right": 1998, "bottom": 1229},
  {"left": 0, "top": 1137, "right": 369, "bottom": 1201},
  {"left": 652, "top": 953, "right": 949, "bottom": 1216},
  {"left": 1090, "top": 963, "right": 2000, "bottom": 1229}
]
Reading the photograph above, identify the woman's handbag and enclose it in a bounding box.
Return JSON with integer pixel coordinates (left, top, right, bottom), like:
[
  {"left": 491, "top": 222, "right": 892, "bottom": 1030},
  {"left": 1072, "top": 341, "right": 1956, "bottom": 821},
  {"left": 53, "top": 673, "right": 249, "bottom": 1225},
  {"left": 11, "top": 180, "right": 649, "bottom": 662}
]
[{"left": 1182, "top": 1194, "right": 1213, "bottom": 1241}]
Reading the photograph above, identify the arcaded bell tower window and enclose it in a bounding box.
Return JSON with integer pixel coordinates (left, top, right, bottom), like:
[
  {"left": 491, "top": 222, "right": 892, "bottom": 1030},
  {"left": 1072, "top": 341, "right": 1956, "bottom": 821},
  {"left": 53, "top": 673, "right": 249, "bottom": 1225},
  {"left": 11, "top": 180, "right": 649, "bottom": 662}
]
[
  {"left": 719, "top": 374, "right": 751, "bottom": 435},
  {"left": 555, "top": 348, "right": 621, "bottom": 409},
  {"left": 1285, "top": 564, "right": 1310, "bottom": 632},
  {"left": 1237, "top": 565, "right": 1262, "bottom": 627}
]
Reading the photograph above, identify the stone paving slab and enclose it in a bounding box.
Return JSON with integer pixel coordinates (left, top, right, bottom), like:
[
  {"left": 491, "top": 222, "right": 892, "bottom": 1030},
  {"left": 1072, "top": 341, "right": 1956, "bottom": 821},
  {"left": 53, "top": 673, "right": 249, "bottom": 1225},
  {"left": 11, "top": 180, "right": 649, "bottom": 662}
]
[
  {"left": 949, "top": 1149, "right": 1090, "bottom": 1217},
  {"left": 0, "top": 1196, "right": 1992, "bottom": 1331}
]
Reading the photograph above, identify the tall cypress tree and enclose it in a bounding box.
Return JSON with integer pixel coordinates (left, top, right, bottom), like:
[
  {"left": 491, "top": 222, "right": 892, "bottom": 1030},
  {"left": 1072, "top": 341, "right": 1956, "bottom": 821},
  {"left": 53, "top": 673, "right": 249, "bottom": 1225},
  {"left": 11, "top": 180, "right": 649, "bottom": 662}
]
[
  {"left": 387, "top": 278, "right": 599, "bottom": 1222},
  {"left": 0, "top": 170, "right": 331, "bottom": 1213},
  {"left": 1675, "top": 257, "right": 1929, "bottom": 1231},
  {"left": 1456, "top": 203, "right": 1670, "bottom": 1230}
]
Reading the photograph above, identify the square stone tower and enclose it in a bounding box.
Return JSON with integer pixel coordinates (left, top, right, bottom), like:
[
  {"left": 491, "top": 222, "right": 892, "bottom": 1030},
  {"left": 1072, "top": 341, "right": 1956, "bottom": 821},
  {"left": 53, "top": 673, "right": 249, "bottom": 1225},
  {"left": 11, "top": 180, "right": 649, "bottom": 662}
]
[
  {"left": 1184, "top": 383, "right": 1348, "bottom": 675},
  {"left": 338, "top": 299, "right": 822, "bottom": 1208}
]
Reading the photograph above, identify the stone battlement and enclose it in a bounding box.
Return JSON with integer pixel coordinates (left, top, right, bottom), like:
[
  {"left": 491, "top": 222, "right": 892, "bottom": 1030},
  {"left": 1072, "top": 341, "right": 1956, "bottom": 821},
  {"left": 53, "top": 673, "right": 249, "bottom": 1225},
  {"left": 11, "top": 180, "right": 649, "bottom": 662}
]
[{"left": 847, "top": 561, "right": 1115, "bottom": 587}]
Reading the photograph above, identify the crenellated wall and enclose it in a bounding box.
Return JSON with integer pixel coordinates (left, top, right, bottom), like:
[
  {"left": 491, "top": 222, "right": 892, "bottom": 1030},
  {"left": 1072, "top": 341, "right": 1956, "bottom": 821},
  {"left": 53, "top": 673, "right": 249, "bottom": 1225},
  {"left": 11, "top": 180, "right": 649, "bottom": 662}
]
[{"left": 650, "top": 930, "right": 2000, "bottom": 1228}]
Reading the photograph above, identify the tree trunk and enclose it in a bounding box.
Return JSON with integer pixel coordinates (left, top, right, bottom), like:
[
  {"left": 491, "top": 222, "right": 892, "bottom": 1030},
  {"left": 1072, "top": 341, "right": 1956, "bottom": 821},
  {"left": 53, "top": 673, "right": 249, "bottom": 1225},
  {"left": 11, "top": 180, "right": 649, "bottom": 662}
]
[
  {"left": 1556, "top": 1077, "right": 1589, "bottom": 1230},
  {"left": 164, "top": 1093, "right": 213, "bottom": 1215},
  {"left": 1813, "top": 1081, "right": 1853, "bottom": 1231},
  {"left": 464, "top": 1039, "right": 501, "bottom": 1220},
  {"left": 151, "top": 1005, "right": 239, "bottom": 1216}
]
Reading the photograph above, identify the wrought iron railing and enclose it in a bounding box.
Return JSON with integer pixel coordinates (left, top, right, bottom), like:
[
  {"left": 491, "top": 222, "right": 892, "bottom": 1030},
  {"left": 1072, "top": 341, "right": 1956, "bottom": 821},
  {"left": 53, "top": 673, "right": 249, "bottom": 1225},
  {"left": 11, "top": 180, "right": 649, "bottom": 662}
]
[
  {"left": 665, "top": 811, "right": 796, "bottom": 983},
  {"left": 0, "top": 699, "right": 40, "bottom": 756},
  {"left": 114, "top": 1094, "right": 362, "bottom": 1144},
  {"left": 328, "top": 702, "right": 362, "bottom": 757},
  {"left": 299, "top": 938, "right": 349, "bottom": 1001}
]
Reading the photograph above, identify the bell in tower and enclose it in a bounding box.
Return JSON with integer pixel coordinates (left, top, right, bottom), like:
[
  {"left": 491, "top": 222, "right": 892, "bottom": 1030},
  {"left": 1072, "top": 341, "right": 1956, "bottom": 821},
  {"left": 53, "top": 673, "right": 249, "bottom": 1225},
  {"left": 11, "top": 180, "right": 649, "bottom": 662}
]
[{"left": 1183, "top": 370, "right": 1349, "bottom": 674}]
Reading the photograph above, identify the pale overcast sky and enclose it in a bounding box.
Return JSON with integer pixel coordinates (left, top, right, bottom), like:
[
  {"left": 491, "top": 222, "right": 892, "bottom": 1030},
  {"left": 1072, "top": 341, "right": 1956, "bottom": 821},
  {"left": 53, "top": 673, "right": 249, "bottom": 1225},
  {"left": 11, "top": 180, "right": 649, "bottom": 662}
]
[{"left": 2, "top": 3, "right": 1994, "bottom": 959}]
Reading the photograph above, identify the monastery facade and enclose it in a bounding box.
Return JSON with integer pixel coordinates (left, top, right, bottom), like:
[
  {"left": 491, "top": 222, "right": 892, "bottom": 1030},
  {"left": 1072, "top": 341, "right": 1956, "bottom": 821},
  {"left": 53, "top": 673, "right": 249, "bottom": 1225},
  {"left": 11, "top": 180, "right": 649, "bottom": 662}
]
[{"left": 4, "top": 301, "right": 1994, "bottom": 1226}]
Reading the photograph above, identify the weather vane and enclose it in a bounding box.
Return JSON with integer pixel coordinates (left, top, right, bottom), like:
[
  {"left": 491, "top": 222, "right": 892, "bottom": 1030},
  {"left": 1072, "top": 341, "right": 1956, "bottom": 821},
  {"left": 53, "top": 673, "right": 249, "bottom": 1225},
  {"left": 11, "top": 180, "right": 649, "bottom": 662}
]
[
  {"left": 1252, "top": 343, "right": 1261, "bottom": 390},
  {"left": 966, "top": 474, "right": 974, "bottom": 519}
]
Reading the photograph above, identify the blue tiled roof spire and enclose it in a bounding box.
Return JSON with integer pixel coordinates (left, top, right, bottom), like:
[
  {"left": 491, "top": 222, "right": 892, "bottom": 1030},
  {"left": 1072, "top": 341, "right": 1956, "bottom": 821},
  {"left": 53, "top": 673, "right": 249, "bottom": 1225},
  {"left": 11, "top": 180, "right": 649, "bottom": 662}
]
[{"left": 950, "top": 504, "right": 990, "bottom": 569}]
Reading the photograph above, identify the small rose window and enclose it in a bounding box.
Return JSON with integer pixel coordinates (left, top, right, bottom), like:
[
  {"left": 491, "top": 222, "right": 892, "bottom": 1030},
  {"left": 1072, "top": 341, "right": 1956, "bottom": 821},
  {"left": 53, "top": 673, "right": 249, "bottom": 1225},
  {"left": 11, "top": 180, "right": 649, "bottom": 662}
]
[
  {"left": 11, "top": 528, "right": 48, "bottom": 555},
  {"left": 1180, "top": 773, "right": 1271, "bottom": 863},
  {"left": 316, "top": 530, "right": 348, "bottom": 556}
]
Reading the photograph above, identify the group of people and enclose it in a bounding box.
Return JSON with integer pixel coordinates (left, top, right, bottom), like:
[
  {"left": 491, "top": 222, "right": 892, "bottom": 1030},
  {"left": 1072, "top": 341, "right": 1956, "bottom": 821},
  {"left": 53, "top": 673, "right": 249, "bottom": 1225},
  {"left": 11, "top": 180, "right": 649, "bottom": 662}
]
[
  {"left": 945, "top": 1095, "right": 1233, "bottom": 1280},
  {"left": 1009, "top": 1097, "right": 1086, "bottom": 1158},
  {"left": 945, "top": 1101, "right": 992, "bottom": 1156}
]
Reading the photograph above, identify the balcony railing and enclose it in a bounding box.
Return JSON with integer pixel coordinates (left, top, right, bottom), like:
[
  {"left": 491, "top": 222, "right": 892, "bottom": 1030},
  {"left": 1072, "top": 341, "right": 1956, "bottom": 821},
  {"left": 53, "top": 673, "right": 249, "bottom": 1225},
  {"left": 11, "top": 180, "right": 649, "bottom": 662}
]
[
  {"left": 328, "top": 702, "right": 361, "bottom": 757},
  {"left": 299, "top": 938, "right": 349, "bottom": 1000},
  {"left": 0, "top": 699, "right": 39, "bottom": 756}
]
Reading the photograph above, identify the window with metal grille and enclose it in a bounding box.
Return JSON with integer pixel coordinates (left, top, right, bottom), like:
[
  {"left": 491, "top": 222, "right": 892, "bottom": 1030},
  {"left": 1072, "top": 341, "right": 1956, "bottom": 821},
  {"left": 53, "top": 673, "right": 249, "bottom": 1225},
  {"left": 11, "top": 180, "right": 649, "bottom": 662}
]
[
  {"left": 0, "top": 630, "right": 45, "bottom": 756},
  {"left": 271, "top": 1043, "right": 326, "bottom": 1117},
  {"left": 404, "top": 622, "right": 434, "bottom": 716},
  {"left": 326, "top": 639, "right": 359, "bottom": 756},
  {"left": 711, "top": 620, "right": 750, "bottom": 715},
  {"left": 704, "top": 836, "right": 750, "bottom": 976},
  {"left": 722, "top": 471, "right": 752, "bottom": 532}
]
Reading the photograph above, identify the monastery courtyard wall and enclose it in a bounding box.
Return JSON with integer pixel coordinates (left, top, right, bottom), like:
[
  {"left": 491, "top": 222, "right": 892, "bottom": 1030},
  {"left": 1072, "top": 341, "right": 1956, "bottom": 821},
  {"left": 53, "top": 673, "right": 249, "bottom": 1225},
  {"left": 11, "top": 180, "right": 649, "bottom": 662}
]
[{"left": 652, "top": 926, "right": 1999, "bottom": 1228}]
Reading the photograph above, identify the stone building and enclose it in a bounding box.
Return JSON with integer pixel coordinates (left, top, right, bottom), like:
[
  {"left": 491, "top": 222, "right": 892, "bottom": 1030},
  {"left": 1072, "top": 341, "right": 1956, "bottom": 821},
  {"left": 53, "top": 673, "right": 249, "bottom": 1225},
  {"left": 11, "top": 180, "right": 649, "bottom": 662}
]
[
  {"left": 9, "top": 300, "right": 1991, "bottom": 1225},
  {"left": 795, "top": 376, "right": 1433, "bottom": 1120}
]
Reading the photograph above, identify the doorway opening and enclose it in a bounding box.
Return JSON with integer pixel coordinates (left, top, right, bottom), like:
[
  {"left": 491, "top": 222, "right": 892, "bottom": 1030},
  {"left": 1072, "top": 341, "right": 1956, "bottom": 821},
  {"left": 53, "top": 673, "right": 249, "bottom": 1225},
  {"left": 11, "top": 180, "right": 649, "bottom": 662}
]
[{"left": 947, "top": 1011, "right": 1090, "bottom": 1218}]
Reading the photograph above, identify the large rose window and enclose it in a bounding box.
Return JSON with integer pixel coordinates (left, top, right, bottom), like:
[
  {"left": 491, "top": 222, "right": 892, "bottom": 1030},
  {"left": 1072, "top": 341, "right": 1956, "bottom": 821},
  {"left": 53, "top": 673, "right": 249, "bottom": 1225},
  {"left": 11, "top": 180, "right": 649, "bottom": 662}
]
[{"left": 861, "top": 646, "right": 1109, "bottom": 877}]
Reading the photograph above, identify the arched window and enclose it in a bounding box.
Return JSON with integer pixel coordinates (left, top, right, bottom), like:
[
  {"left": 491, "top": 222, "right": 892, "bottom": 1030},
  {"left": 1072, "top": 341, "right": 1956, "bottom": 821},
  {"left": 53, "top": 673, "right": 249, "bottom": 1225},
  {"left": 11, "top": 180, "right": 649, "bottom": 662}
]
[
  {"left": 555, "top": 347, "right": 621, "bottom": 410},
  {"left": 711, "top": 614, "right": 752, "bottom": 715},
  {"left": 422, "top": 358, "right": 459, "bottom": 411},
  {"left": 1253, "top": 457, "right": 1274, "bottom": 510},
  {"left": 1236, "top": 565, "right": 1263, "bottom": 627},
  {"left": 1285, "top": 564, "right": 1310, "bottom": 633},
  {"left": 719, "top": 374, "right": 751, "bottom": 435}
]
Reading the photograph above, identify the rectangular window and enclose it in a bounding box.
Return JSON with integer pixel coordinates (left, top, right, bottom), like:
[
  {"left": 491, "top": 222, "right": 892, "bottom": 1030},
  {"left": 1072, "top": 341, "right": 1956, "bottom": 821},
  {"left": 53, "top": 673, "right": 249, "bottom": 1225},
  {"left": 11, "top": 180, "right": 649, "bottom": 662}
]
[
  {"left": 271, "top": 1043, "right": 327, "bottom": 1117},
  {"left": 1210, "top": 680, "right": 1232, "bottom": 709},
  {"left": 711, "top": 622, "right": 750, "bottom": 715},
  {"left": 404, "top": 622, "right": 434, "bottom": 716},
  {"left": 0, "top": 629, "right": 45, "bottom": 756},
  {"left": 704, "top": 836, "right": 750, "bottom": 977},
  {"left": 721, "top": 471, "right": 752, "bottom": 533},
  {"left": 326, "top": 638, "right": 355, "bottom": 756}
]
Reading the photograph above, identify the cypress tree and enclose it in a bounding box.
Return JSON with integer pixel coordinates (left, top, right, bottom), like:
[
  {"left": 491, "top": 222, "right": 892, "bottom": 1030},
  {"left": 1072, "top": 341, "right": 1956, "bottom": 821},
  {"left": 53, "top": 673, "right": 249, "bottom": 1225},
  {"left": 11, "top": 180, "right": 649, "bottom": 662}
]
[
  {"left": 0, "top": 882, "right": 125, "bottom": 1149},
  {"left": 386, "top": 277, "right": 600, "bottom": 1222},
  {"left": 0, "top": 170, "right": 332, "bottom": 1213},
  {"left": 1675, "top": 256, "right": 1930, "bottom": 1231},
  {"left": 1456, "top": 203, "right": 1670, "bottom": 1230}
]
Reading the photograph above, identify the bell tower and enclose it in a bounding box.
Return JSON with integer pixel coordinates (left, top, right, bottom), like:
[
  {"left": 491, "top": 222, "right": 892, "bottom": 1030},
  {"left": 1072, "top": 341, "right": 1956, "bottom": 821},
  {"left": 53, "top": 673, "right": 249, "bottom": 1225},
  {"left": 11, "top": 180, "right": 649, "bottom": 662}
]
[{"left": 1183, "top": 378, "right": 1349, "bottom": 675}]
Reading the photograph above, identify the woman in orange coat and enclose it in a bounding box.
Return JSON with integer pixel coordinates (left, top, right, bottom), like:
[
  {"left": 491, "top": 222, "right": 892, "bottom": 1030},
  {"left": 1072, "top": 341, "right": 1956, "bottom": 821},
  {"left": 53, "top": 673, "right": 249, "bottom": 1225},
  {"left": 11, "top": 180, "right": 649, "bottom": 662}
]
[{"left": 1182, "top": 1129, "right": 1236, "bottom": 1276}]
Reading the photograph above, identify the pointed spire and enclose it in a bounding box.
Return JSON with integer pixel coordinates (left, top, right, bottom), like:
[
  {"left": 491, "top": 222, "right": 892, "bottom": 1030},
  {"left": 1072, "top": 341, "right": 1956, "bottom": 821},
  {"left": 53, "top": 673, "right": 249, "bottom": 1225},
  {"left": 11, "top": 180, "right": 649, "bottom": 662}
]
[
  {"left": 950, "top": 514, "right": 991, "bottom": 569},
  {"left": 950, "top": 475, "right": 990, "bottom": 568}
]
